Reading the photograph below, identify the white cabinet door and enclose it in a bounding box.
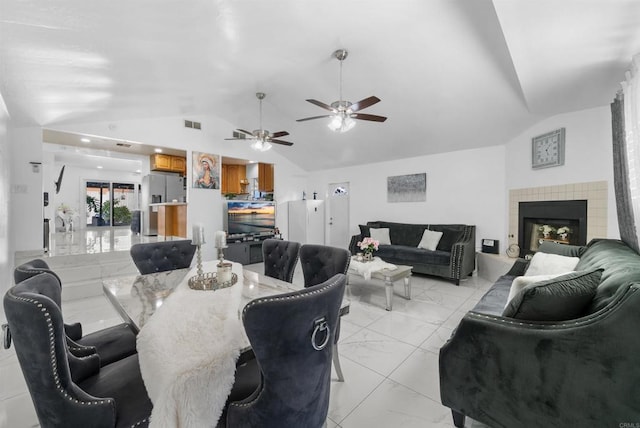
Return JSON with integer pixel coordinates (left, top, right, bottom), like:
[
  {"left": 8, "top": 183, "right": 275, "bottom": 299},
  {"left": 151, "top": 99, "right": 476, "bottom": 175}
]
[{"left": 288, "top": 200, "right": 325, "bottom": 244}]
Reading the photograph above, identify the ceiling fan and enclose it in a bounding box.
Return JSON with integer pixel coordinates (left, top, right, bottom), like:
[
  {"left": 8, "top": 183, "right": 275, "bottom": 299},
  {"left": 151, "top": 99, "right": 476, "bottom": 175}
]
[
  {"left": 297, "top": 49, "right": 387, "bottom": 133},
  {"left": 225, "top": 92, "right": 293, "bottom": 151}
]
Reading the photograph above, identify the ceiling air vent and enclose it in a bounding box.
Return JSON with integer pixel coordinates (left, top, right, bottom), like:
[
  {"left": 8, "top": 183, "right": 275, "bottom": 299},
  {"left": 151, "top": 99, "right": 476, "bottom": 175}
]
[
  {"left": 184, "top": 120, "right": 202, "bottom": 130},
  {"left": 116, "top": 142, "right": 132, "bottom": 148}
]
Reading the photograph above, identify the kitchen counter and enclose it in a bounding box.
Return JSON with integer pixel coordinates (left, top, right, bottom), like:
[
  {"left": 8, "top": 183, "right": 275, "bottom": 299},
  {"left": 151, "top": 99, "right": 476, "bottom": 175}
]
[
  {"left": 150, "top": 203, "right": 187, "bottom": 237},
  {"left": 149, "top": 202, "right": 187, "bottom": 206}
]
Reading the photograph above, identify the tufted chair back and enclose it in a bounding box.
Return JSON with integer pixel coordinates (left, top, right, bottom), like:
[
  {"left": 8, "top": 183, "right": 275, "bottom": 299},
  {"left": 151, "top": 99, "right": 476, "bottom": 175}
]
[
  {"left": 299, "top": 244, "right": 351, "bottom": 288},
  {"left": 11, "top": 259, "right": 138, "bottom": 367},
  {"left": 130, "top": 240, "right": 197, "bottom": 274},
  {"left": 262, "top": 239, "right": 301, "bottom": 283},
  {"left": 225, "top": 274, "right": 346, "bottom": 428},
  {"left": 4, "top": 273, "right": 153, "bottom": 427},
  {"left": 14, "top": 258, "right": 61, "bottom": 285}
]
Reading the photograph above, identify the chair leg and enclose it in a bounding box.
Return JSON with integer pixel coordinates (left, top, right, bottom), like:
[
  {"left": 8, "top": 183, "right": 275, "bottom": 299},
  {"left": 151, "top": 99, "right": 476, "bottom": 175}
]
[
  {"left": 452, "top": 410, "right": 466, "bottom": 427},
  {"left": 332, "top": 343, "right": 344, "bottom": 382}
]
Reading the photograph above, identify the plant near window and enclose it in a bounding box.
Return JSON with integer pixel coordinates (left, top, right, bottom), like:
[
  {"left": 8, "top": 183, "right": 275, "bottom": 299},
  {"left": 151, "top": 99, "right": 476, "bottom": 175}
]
[{"left": 101, "top": 200, "right": 132, "bottom": 225}]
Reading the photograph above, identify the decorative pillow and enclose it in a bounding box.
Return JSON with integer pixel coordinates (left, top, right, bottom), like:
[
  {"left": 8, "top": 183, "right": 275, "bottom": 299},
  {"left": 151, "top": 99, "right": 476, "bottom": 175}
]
[
  {"left": 505, "top": 273, "right": 571, "bottom": 307},
  {"left": 359, "top": 224, "right": 371, "bottom": 238},
  {"left": 538, "top": 241, "right": 586, "bottom": 257},
  {"left": 502, "top": 269, "right": 603, "bottom": 321},
  {"left": 417, "top": 229, "right": 443, "bottom": 251},
  {"left": 435, "top": 228, "right": 464, "bottom": 252},
  {"left": 524, "top": 252, "right": 580, "bottom": 276},
  {"left": 370, "top": 228, "right": 391, "bottom": 245}
]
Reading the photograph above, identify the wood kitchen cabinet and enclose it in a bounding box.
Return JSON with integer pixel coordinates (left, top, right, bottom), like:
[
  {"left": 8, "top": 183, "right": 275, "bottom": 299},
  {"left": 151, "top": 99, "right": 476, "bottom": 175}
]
[
  {"left": 221, "top": 164, "right": 247, "bottom": 194},
  {"left": 151, "top": 154, "right": 187, "bottom": 175},
  {"left": 258, "top": 162, "right": 274, "bottom": 192}
]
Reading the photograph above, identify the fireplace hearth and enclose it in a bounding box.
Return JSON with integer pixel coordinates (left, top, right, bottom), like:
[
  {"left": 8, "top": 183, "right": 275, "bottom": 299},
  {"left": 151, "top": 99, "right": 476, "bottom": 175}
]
[{"left": 518, "top": 200, "right": 587, "bottom": 257}]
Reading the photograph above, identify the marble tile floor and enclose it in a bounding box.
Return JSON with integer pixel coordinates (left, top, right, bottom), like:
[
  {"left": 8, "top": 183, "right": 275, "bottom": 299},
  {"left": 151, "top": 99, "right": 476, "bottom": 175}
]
[{"left": 2, "top": 230, "right": 494, "bottom": 427}]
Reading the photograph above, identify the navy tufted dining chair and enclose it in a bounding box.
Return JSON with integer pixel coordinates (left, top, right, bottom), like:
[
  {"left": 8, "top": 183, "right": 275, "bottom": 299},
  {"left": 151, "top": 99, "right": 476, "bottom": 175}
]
[
  {"left": 299, "top": 244, "right": 351, "bottom": 382},
  {"left": 11, "top": 259, "right": 137, "bottom": 367},
  {"left": 262, "top": 239, "right": 301, "bottom": 283},
  {"left": 4, "top": 273, "right": 153, "bottom": 428},
  {"left": 130, "top": 239, "right": 197, "bottom": 274},
  {"left": 221, "top": 273, "right": 346, "bottom": 428}
]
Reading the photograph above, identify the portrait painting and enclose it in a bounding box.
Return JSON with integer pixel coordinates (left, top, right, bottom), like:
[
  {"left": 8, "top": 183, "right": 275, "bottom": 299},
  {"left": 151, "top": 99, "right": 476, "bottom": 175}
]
[{"left": 192, "top": 152, "right": 220, "bottom": 189}]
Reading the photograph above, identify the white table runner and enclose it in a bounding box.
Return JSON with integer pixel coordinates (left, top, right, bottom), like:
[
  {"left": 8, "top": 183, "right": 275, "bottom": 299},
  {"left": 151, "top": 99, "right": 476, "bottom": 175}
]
[
  {"left": 350, "top": 256, "right": 397, "bottom": 280},
  {"left": 136, "top": 261, "right": 246, "bottom": 428}
]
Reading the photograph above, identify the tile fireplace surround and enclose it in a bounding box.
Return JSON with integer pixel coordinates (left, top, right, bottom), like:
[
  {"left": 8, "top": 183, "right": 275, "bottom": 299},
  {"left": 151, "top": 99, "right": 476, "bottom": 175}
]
[{"left": 508, "top": 181, "right": 608, "bottom": 248}]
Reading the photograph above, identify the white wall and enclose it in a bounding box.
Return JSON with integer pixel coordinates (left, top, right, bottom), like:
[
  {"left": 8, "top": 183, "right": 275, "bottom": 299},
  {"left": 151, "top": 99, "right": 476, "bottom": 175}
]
[
  {"left": 0, "top": 94, "right": 11, "bottom": 312},
  {"left": 307, "top": 145, "right": 507, "bottom": 249},
  {"left": 11, "top": 115, "right": 307, "bottom": 259},
  {"left": 505, "top": 105, "right": 619, "bottom": 242}
]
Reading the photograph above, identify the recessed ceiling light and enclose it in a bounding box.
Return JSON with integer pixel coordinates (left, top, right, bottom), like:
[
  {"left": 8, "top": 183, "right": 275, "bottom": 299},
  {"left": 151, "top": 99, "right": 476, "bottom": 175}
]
[
  {"left": 81, "top": 138, "right": 91, "bottom": 143},
  {"left": 97, "top": 166, "right": 103, "bottom": 169},
  {"left": 135, "top": 169, "right": 141, "bottom": 173},
  {"left": 154, "top": 148, "right": 163, "bottom": 153}
]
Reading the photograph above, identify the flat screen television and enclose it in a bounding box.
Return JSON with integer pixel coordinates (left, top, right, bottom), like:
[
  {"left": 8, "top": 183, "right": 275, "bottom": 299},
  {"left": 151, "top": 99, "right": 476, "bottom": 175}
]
[{"left": 225, "top": 201, "right": 276, "bottom": 236}]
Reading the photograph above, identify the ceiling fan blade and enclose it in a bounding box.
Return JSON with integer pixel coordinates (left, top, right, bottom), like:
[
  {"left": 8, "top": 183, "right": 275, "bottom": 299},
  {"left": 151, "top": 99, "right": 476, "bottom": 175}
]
[
  {"left": 305, "top": 99, "right": 337, "bottom": 113},
  {"left": 351, "top": 113, "right": 387, "bottom": 122},
  {"left": 235, "top": 129, "right": 255, "bottom": 137},
  {"left": 224, "top": 137, "right": 246, "bottom": 140},
  {"left": 349, "top": 96, "right": 381, "bottom": 112},
  {"left": 271, "top": 131, "right": 289, "bottom": 138},
  {"left": 270, "top": 139, "right": 294, "bottom": 146},
  {"left": 296, "top": 115, "right": 332, "bottom": 122}
]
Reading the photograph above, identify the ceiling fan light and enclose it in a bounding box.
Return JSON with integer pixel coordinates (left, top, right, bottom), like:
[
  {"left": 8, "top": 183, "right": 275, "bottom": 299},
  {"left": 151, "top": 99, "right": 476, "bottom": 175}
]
[
  {"left": 328, "top": 115, "right": 356, "bottom": 133},
  {"left": 251, "top": 139, "right": 272, "bottom": 152}
]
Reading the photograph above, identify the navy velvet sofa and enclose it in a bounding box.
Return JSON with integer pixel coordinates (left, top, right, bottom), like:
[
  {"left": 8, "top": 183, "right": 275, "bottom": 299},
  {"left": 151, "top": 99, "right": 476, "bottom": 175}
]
[
  {"left": 439, "top": 239, "right": 640, "bottom": 427},
  {"left": 349, "top": 221, "right": 476, "bottom": 285}
]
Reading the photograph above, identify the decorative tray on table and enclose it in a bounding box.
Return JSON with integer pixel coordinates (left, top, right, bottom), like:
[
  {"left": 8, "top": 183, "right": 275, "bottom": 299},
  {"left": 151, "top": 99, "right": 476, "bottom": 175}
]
[{"left": 188, "top": 272, "right": 238, "bottom": 291}]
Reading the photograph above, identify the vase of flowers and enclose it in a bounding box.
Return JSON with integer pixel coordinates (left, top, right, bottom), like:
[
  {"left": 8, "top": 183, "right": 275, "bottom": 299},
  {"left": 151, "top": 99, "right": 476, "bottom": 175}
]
[{"left": 357, "top": 237, "right": 379, "bottom": 262}]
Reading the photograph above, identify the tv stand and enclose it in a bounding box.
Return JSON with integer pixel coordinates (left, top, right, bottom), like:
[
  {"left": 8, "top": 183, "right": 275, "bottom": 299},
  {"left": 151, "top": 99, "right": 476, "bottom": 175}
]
[{"left": 225, "top": 234, "right": 275, "bottom": 265}]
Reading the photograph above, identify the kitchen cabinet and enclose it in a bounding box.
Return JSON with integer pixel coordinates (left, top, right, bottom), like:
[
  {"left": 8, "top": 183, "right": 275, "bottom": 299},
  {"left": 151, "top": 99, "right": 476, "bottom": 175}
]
[
  {"left": 221, "top": 164, "right": 247, "bottom": 194},
  {"left": 151, "top": 154, "right": 187, "bottom": 175},
  {"left": 170, "top": 156, "right": 186, "bottom": 175},
  {"left": 258, "top": 163, "right": 274, "bottom": 192}
]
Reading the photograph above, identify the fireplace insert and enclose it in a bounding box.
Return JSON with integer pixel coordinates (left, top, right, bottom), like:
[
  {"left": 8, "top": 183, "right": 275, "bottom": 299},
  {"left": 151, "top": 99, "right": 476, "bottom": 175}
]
[{"left": 518, "top": 200, "right": 587, "bottom": 257}]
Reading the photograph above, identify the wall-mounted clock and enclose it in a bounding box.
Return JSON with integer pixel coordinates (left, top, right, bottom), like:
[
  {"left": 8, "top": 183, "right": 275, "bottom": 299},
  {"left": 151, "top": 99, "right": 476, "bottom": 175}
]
[{"left": 532, "top": 128, "right": 565, "bottom": 169}]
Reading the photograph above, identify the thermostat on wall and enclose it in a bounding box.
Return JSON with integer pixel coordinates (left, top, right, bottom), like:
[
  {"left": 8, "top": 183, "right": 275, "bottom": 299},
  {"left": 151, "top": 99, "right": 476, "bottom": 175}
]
[{"left": 481, "top": 239, "right": 499, "bottom": 254}]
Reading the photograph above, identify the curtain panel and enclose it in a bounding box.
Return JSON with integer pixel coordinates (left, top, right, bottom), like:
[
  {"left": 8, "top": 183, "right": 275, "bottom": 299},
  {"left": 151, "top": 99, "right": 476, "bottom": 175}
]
[{"left": 616, "top": 54, "right": 640, "bottom": 253}]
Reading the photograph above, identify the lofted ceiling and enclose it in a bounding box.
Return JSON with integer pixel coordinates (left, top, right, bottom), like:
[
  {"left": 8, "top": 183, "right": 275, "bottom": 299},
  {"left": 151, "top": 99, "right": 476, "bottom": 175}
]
[{"left": 1, "top": 0, "right": 640, "bottom": 171}]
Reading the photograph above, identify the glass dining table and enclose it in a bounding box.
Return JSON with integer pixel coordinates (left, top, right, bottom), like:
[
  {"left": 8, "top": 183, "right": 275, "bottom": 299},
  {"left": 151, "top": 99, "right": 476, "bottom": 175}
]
[
  {"left": 102, "top": 261, "right": 350, "bottom": 334},
  {"left": 103, "top": 261, "right": 350, "bottom": 427}
]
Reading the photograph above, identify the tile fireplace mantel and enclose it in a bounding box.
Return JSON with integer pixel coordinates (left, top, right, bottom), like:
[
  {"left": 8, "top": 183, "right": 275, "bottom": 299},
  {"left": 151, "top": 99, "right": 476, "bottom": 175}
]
[{"left": 508, "top": 181, "right": 608, "bottom": 249}]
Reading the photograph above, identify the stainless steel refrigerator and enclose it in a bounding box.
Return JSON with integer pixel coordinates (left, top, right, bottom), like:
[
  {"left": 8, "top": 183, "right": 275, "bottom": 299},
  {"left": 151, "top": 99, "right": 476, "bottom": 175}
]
[{"left": 141, "top": 174, "right": 186, "bottom": 235}]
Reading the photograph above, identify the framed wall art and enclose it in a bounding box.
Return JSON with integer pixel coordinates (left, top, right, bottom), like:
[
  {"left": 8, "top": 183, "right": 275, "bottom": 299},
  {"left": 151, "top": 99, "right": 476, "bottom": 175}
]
[
  {"left": 387, "top": 173, "right": 426, "bottom": 203},
  {"left": 192, "top": 152, "right": 220, "bottom": 189}
]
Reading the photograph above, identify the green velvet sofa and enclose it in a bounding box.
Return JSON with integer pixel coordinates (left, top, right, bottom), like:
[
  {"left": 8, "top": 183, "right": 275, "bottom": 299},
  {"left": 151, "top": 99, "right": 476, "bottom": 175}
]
[
  {"left": 348, "top": 221, "right": 476, "bottom": 285},
  {"left": 439, "top": 238, "right": 640, "bottom": 427}
]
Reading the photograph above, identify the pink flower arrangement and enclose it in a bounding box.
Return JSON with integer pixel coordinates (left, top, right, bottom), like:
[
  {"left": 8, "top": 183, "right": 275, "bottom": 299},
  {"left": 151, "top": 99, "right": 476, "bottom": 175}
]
[{"left": 357, "top": 237, "right": 379, "bottom": 254}]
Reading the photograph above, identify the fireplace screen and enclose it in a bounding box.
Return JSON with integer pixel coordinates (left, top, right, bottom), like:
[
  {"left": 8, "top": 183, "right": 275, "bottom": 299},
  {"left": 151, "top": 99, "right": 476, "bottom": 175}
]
[
  {"left": 518, "top": 200, "right": 587, "bottom": 257},
  {"left": 524, "top": 219, "right": 581, "bottom": 252}
]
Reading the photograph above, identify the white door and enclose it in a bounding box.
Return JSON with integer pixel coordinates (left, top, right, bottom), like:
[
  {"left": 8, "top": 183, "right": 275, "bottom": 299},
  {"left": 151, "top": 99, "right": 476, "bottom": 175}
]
[{"left": 327, "top": 182, "right": 350, "bottom": 248}]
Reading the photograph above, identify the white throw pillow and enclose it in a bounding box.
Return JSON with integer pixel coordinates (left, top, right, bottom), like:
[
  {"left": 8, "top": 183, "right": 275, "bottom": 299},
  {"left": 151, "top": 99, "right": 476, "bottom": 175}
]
[
  {"left": 524, "top": 252, "right": 580, "bottom": 277},
  {"left": 370, "top": 228, "right": 391, "bottom": 245},
  {"left": 417, "top": 229, "right": 443, "bottom": 251},
  {"left": 505, "top": 273, "right": 572, "bottom": 307}
]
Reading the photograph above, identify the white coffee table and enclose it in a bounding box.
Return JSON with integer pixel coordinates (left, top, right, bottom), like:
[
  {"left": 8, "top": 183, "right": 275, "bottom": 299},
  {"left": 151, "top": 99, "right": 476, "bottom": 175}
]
[{"left": 348, "top": 257, "right": 413, "bottom": 311}]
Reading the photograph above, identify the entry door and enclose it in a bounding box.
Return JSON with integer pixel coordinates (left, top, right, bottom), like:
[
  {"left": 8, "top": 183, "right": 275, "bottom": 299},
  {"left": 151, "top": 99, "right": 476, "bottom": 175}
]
[{"left": 327, "top": 182, "right": 350, "bottom": 248}]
